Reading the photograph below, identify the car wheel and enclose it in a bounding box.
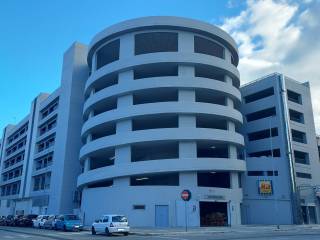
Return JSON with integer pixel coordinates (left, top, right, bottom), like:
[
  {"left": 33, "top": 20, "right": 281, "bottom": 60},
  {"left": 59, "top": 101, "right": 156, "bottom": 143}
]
[
  {"left": 54, "top": 224, "right": 57, "bottom": 230},
  {"left": 63, "top": 225, "right": 67, "bottom": 232},
  {"left": 91, "top": 227, "right": 96, "bottom": 235},
  {"left": 38, "top": 224, "right": 41, "bottom": 229},
  {"left": 124, "top": 232, "right": 129, "bottom": 236},
  {"left": 105, "top": 227, "right": 111, "bottom": 236}
]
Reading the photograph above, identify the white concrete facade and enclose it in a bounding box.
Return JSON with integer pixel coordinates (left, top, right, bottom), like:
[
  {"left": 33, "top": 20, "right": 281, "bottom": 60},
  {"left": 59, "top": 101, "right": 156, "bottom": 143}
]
[
  {"left": 79, "top": 16, "right": 245, "bottom": 227},
  {"left": 241, "top": 73, "right": 320, "bottom": 225},
  {"left": 0, "top": 43, "right": 88, "bottom": 217}
]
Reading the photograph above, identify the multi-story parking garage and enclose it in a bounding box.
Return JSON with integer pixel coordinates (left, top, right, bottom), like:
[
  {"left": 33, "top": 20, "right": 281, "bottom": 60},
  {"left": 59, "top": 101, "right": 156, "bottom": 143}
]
[
  {"left": 78, "top": 16, "right": 245, "bottom": 227},
  {"left": 1, "top": 16, "right": 320, "bottom": 228}
]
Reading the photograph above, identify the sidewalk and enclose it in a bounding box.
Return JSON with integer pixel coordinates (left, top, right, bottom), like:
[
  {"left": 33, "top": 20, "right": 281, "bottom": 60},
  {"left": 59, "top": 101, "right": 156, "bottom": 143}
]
[
  {"left": 84, "top": 224, "right": 320, "bottom": 236},
  {"left": 129, "top": 224, "right": 320, "bottom": 236}
]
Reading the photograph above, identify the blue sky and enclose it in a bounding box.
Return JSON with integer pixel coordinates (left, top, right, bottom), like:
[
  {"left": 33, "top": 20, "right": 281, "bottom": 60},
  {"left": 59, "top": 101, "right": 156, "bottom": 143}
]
[
  {"left": 0, "top": 0, "right": 246, "bottom": 133},
  {"left": 1, "top": 0, "right": 320, "bottom": 134}
]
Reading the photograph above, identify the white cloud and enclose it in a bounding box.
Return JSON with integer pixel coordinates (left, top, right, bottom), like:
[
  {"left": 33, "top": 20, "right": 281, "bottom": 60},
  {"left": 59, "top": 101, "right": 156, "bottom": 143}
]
[{"left": 220, "top": 0, "right": 320, "bottom": 133}]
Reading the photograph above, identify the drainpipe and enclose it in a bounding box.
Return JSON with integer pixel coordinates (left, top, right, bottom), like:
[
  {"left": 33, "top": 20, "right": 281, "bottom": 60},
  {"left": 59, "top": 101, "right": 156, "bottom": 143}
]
[{"left": 278, "top": 74, "right": 300, "bottom": 224}]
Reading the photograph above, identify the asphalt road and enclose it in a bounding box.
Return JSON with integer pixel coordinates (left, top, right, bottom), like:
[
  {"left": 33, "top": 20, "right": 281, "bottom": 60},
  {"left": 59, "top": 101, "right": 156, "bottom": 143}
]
[{"left": 1, "top": 226, "right": 320, "bottom": 240}]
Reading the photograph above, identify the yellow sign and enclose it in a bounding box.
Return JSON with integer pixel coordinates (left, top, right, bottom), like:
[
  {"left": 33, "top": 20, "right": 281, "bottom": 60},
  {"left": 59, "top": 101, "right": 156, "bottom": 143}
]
[{"left": 258, "top": 180, "right": 273, "bottom": 195}]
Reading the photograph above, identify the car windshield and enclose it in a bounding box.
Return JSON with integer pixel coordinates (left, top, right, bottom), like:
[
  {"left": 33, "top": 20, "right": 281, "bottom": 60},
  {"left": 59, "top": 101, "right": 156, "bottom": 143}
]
[
  {"left": 112, "top": 216, "right": 127, "bottom": 222},
  {"left": 43, "top": 216, "right": 49, "bottom": 220},
  {"left": 65, "top": 215, "right": 79, "bottom": 220}
]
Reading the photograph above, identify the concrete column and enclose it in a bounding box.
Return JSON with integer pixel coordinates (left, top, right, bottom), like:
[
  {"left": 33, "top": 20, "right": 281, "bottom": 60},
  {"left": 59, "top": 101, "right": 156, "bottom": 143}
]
[
  {"left": 113, "top": 177, "right": 130, "bottom": 187},
  {"left": 180, "top": 172, "right": 197, "bottom": 188},
  {"left": 229, "top": 202, "right": 241, "bottom": 225},
  {"left": 117, "top": 94, "right": 133, "bottom": 109},
  {"left": 84, "top": 158, "right": 90, "bottom": 172},
  {"left": 90, "top": 88, "right": 95, "bottom": 97},
  {"left": 115, "top": 145, "right": 131, "bottom": 164},
  {"left": 116, "top": 120, "right": 131, "bottom": 133},
  {"left": 86, "top": 133, "right": 92, "bottom": 144},
  {"left": 230, "top": 172, "right": 239, "bottom": 189},
  {"left": 92, "top": 53, "right": 97, "bottom": 72},
  {"left": 179, "top": 141, "right": 197, "bottom": 159},
  {"left": 229, "top": 144, "right": 237, "bottom": 159},
  {"left": 120, "top": 34, "right": 134, "bottom": 59},
  {"left": 225, "top": 75, "right": 233, "bottom": 85},
  {"left": 118, "top": 70, "right": 134, "bottom": 85},
  {"left": 179, "top": 89, "right": 195, "bottom": 102},
  {"left": 178, "top": 31, "right": 194, "bottom": 53},
  {"left": 179, "top": 115, "right": 196, "bottom": 128},
  {"left": 178, "top": 65, "right": 194, "bottom": 77},
  {"left": 89, "top": 110, "right": 94, "bottom": 119},
  {"left": 224, "top": 48, "right": 232, "bottom": 64}
]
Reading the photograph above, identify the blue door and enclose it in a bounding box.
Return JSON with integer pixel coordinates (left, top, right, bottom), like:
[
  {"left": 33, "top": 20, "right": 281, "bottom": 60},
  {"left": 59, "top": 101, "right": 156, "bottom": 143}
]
[{"left": 155, "top": 205, "right": 169, "bottom": 227}]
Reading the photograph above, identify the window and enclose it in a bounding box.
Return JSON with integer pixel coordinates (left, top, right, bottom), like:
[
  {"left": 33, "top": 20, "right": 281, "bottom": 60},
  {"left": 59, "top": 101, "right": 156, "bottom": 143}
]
[
  {"left": 87, "top": 180, "right": 113, "bottom": 188},
  {"left": 89, "top": 73, "right": 118, "bottom": 96},
  {"left": 294, "top": 151, "right": 309, "bottom": 165},
  {"left": 197, "top": 143, "right": 229, "bottom": 158},
  {"left": 267, "top": 171, "right": 278, "bottom": 176},
  {"left": 37, "top": 135, "right": 55, "bottom": 152},
  {"left": 194, "top": 36, "right": 224, "bottom": 59},
  {"left": 196, "top": 116, "right": 227, "bottom": 130},
  {"left": 90, "top": 155, "right": 115, "bottom": 170},
  {"left": 291, "top": 129, "right": 307, "bottom": 143},
  {"left": 6, "top": 138, "right": 27, "bottom": 156},
  {"left": 194, "top": 65, "right": 225, "bottom": 82},
  {"left": 131, "top": 142, "right": 179, "bottom": 162},
  {"left": 197, "top": 172, "right": 230, "bottom": 188},
  {"left": 248, "top": 149, "right": 280, "bottom": 158},
  {"left": 38, "top": 116, "right": 57, "bottom": 136},
  {"left": 195, "top": 89, "right": 226, "bottom": 105},
  {"left": 33, "top": 173, "right": 51, "bottom": 191},
  {"left": 247, "top": 171, "right": 278, "bottom": 176},
  {"left": 130, "top": 173, "right": 179, "bottom": 186},
  {"left": 96, "top": 39, "right": 120, "bottom": 69},
  {"left": 246, "top": 107, "right": 276, "bottom": 122},
  {"left": 92, "top": 98, "right": 117, "bottom": 116},
  {"left": 135, "top": 32, "right": 178, "bottom": 55},
  {"left": 35, "top": 153, "right": 53, "bottom": 170},
  {"left": 296, "top": 172, "right": 312, "bottom": 179},
  {"left": 132, "top": 115, "right": 178, "bottom": 131},
  {"left": 244, "top": 87, "right": 274, "bottom": 104},
  {"left": 238, "top": 173, "right": 242, "bottom": 188},
  {"left": 289, "top": 109, "right": 304, "bottom": 124},
  {"left": 134, "top": 63, "right": 178, "bottom": 80},
  {"left": 231, "top": 55, "right": 237, "bottom": 66},
  {"left": 7, "top": 123, "right": 28, "bottom": 144},
  {"left": 287, "top": 90, "right": 302, "bottom": 104},
  {"left": 133, "top": 205, "right": 146, "bottom": 210},
  {"left": 133, "top": 89, "right": 178, "bottom": 105},
  {"left": 248, "top": 128, "right": 278, "bottom": 141},
  {"left": 41, "top": 98, "right": 59, "bottom": 119},
  {"left": 91, "top": 123, "right": 116, "bottom": 140},
  {"left": 247, "top": 171, "right": 264, "bottom": 176}
]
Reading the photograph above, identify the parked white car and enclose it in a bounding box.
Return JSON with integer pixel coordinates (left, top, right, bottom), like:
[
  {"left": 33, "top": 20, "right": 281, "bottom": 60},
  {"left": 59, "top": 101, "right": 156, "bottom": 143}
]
[
  {"left": 91, "top": 215, "right": 130, "bottom": 236},
  {"left": 33, "top": 215, "right": 49, "bottom": 228}
]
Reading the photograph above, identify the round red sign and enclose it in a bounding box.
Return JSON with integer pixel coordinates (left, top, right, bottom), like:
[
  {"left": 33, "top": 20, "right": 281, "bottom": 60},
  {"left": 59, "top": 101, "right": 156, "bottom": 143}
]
[{"left": 181, "top": 190, "right": 191, "bottom": 201}]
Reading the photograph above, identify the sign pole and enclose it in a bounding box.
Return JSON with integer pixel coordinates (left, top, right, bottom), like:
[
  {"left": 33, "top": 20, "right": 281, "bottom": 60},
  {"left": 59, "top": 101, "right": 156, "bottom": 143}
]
[
  {"left": 181, "top": 189, "right": 191, "bottom": 232},
  {"left": 185, "top": 201, "right": 187, "bottom": 232}
]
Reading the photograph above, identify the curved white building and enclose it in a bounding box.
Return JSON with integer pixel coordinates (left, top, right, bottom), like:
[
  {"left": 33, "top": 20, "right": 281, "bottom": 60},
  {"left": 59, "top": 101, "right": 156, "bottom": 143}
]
[{"left": 78, "top": 16, "right": 245, "bottom": 227}]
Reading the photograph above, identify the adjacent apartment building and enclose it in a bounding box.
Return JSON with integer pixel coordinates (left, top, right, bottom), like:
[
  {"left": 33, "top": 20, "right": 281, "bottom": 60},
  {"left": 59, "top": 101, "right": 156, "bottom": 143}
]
[
  {"left": 0, "top": 43, "right": 88, "bottom": 216},
  {"left": 241, "top": 73, "right": 320, "bottom": 225},
  {"left": 0, "top": 16, "right": 319, "bottom": 227}
]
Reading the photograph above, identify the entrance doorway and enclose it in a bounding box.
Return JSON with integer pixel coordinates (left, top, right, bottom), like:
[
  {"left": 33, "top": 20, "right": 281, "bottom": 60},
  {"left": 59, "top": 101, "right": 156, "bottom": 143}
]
[
  {"left": 155, "top": 205, "right": 169, "bottom": 227},
  {"left": 200, "top": 201, "right": 228, "bottom": 226},
  {"left": 301, "top": 205, "right": 317, "bottom": 224}
]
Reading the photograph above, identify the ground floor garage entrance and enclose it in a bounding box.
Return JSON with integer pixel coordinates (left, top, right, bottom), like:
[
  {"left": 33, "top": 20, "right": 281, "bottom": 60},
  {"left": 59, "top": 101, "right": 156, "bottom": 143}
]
[{"left": 200, "top": 201, "right": 228, "bottom": 226}]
